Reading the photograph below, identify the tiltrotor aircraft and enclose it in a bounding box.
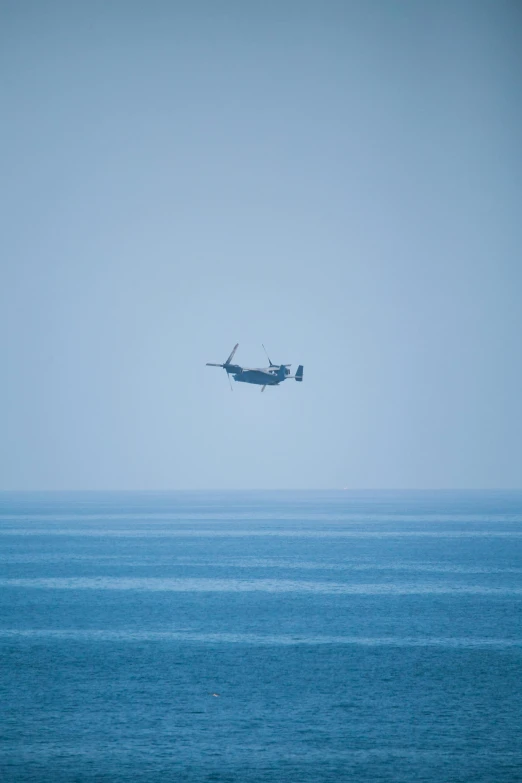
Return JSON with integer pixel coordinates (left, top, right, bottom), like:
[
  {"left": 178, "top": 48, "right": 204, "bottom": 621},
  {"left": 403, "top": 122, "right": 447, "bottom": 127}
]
[{"left": 206, "top": 344, "right": 304, "bottom": 392}]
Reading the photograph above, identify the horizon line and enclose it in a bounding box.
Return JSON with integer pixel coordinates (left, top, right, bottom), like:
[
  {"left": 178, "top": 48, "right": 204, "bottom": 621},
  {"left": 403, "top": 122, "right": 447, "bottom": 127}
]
[{"left": 1, "top": 488, "right": 521, "bottom": 494}]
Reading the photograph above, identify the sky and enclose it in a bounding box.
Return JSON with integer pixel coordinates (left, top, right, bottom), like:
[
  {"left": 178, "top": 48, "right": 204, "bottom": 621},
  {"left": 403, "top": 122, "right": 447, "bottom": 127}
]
[{"left": 1, "top": 0, "right": 521, "bottom": 490}]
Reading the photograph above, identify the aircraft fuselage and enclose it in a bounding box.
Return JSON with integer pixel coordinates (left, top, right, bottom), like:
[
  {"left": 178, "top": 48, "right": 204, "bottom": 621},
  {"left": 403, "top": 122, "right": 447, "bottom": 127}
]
[{"left": 232, "top": 369, "right": 283, "bottom": 386}]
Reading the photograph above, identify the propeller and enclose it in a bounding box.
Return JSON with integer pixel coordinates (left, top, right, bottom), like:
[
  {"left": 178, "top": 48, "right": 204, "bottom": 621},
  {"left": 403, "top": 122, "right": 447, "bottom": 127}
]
[
  {"left": 206, "top": 343, "right": 239, "bottom": 370},
  {"left": 206, "top": 344, "right": 239, "bottom": 391},
  {"left": 225, "top": 343, "right": 239, "bottom": 365},
  {"left": 262, "top": 344, "right": 274, "bottom": 367},
  {"left": 262, "top": 344, "right": 290, "bottom": 369}
]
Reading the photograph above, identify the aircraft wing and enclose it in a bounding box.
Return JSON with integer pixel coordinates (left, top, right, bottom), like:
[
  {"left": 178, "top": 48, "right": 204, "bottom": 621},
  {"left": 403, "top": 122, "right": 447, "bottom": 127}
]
[
  {"left": 240, "top": 367, "right": 280, "bottom": 378},
  {"left": 242, "top": 365, "right": 291, "bottom": 373}
]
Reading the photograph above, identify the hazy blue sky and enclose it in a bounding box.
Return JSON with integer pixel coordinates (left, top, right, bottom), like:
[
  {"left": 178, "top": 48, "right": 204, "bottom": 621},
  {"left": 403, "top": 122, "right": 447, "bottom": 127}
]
[{"left": 1, "top": 0, "right": 521, "bottom": 490}]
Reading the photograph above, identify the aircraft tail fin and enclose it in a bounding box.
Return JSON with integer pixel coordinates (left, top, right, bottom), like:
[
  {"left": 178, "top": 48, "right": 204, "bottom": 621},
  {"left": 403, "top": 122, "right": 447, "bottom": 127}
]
[
  {"left": 276, "top": 364, "right": 287, "bottom": 381},
  {"left": 295, "top": 365, "right": 304, "bottom": 382}
]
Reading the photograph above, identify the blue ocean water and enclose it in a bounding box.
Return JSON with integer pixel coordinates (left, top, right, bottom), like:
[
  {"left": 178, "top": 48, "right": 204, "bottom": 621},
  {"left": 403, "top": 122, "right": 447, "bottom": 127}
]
[{"left": 1, "top": 491, "right": 521, "bottom": 783}]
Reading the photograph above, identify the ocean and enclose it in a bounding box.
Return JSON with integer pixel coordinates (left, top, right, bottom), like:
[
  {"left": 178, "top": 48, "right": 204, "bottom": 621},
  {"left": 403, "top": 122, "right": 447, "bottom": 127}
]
[{"left": 1, "top": 490, "right": 521, "bottom": 782}]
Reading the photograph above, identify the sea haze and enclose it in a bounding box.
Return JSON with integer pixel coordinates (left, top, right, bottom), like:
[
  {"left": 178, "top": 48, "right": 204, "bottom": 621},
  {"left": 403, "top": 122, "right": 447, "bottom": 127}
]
[{"left": 1, "top": 491, "right": 521, "bottom": 782}]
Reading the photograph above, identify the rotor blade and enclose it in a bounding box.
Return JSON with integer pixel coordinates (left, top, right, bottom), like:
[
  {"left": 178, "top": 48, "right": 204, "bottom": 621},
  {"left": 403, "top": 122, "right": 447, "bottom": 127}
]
[
  {"left": 225, "top": 343, "right": 239, "bottom": 365},
  {"left": 261, "top": 385, "right": 266, "bottom": 392},
  {"left": 206, "top": 363, "right": 223, "bottom": 367},
  {"left": 261, "top": 344, "right": 274, "bottom": 367},
  {"left": 228, "top": 373, "right": 233, "bottom": 392}
]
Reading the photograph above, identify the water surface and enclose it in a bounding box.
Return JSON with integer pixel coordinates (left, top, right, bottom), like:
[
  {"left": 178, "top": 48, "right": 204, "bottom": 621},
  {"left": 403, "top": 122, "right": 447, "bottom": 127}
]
[{"left": 1, "top": 491, "right": 521, "bottom": 782}]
